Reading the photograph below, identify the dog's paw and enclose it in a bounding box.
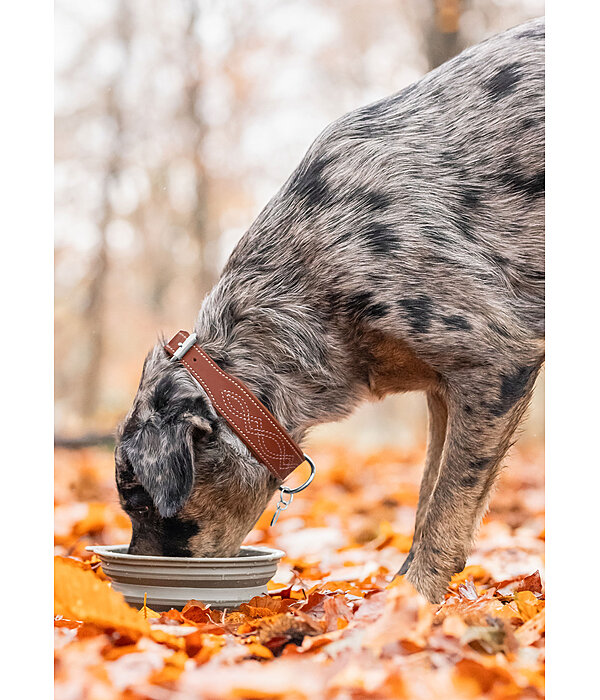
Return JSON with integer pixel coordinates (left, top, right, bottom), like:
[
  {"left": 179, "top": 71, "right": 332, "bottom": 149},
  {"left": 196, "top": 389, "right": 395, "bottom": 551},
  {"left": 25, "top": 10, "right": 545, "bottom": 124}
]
[
  {"left": 403, "top": 548, "right": 466, "bottom": 604},
  {"left": 405, "top": 567, "right": 448, "bottom": 604}
]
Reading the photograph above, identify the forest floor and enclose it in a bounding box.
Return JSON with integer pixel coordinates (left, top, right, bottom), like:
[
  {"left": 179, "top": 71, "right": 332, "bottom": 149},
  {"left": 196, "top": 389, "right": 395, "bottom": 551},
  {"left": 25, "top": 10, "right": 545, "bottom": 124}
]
[{"left": 54, "top": 441, "right": 544, "bottom": 699}]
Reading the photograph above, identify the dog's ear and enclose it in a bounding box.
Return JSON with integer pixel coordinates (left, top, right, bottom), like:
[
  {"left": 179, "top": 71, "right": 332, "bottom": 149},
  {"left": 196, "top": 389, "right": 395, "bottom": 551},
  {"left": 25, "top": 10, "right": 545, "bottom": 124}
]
[{"left": 125, "top": 415, "right": 212, "bottom": 518}]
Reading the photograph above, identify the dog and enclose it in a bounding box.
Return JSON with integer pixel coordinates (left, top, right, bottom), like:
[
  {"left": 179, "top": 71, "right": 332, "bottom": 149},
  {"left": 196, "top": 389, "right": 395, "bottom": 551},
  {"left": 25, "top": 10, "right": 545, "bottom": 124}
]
[{"left": 115, "top": 17, "right": 544, "bottom": 603}]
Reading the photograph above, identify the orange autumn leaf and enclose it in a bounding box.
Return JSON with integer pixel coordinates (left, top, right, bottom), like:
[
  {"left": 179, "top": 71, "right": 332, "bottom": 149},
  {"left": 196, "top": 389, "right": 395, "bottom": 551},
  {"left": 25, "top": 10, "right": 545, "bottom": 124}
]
[
  {"left": 54, "top": 556, "right": 149, "bottom": 639},
  {"left": 238, "top": 606, "right": 280, "bottom": 619},
  {"left": 308, "top": 581, "right": 367, "bottom": 597},
  {"left": 449, "top": 565, "right": 491, "bottom": 589},
  {"left": 101, "top": 643, "right": 140, "bottom": 661},
  {"left": 514, "top": 590, "right": 545, "bottom": 620},
  {"left": 372, "top": 521, "right": 412, "bottom": 552},
  {"left": 159, "top": 608, "right": 185, "bottom": 624},
  {"left": 148, "top": 665, "right": 185, "bottom": 686},
  {"left": 54, "top": 616, "right": 81, "bottom": 629},
  {"left": 243, "top": 642, "right": 275, "bottom": 660},
  {"left": 493, "top": 570, "right": 544, "bottom": 596},
  {"left": 239, "top": 595, "right": 296, "bottom": 618},
  {"left": 441, "top": 614, "right": 468, "bottom": 638},
  {"left": 515, "top": 608, "right": 545, "bottom": 646},
  {"left": 54, "top": 441, "right": 545, "bottom": 697},
  {"left": 437, "top": 592, "right": 506, "bottom": 626},
  {"left": 453, "top": 658, "right": 521, "bottom": 697},
  {"left": 138, "top": 592, "right": 160, "bottom": 620},
  {"left": 149, "top": 629, "right": 186, "bottom": 651},
  {"left": 191, "top": 634, "right": 227, "bottom": 664},
  {"left": 323, "top": 595, "right": 354, "bottom": 632},
  {"left": 181, "top": 599, "right": 221, "bottom": 624},
  {"left": 148, "top": 651, "right": 188, "bottom": 686},
  {"left": 184, "top": 627, "right": 230, "bottom": 657}
]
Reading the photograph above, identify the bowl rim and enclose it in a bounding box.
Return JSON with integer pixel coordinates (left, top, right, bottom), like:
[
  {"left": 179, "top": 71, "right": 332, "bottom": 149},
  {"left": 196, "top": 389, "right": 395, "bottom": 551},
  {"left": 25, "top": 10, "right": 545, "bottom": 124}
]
[{"left": 85, "top": 543, "right": 285, "bottom": 564}]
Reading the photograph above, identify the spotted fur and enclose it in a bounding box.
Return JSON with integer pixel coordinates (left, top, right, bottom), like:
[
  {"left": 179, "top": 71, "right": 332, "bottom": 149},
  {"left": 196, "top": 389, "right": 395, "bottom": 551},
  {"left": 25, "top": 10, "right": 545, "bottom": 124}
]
[{"left": 115, "top": 18, "right": 545, "bottom": 601}]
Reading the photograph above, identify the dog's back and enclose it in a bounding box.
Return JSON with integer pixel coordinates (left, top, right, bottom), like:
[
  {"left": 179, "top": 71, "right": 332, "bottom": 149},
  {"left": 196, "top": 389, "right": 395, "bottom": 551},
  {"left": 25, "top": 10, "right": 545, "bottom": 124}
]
[{"left": 227, "top": 18, "right": 544, "bottom": 373}]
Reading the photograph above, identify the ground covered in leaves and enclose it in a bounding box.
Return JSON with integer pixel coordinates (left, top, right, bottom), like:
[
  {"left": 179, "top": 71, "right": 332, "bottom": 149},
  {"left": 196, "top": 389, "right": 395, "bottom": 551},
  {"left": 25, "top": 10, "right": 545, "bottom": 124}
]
[{"left": 55, "top": 442, "right": 544, "bottom": 699}]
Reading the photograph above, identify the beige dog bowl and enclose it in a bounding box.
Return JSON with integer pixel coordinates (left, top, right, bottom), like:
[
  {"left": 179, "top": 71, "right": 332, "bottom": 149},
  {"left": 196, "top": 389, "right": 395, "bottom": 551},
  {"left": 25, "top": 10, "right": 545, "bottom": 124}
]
[{"left": 86, "top": 544, "right": 285, "bottom": 611}]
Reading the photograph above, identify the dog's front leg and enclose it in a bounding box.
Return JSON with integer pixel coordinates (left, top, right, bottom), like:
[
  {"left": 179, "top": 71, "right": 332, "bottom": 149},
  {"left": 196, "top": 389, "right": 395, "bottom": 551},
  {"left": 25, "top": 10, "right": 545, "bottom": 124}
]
[
  {"left": 402, "top": 369, "right": 539, "bottom": 603},
  {"left": 399, "top": 390, "right": 448, "bottom": 575}
]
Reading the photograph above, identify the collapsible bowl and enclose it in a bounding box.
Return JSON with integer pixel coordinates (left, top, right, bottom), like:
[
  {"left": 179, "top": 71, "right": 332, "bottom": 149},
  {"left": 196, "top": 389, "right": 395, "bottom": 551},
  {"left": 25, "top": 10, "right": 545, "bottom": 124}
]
[{"left": 86, "top": 544, "right": 285, "bottom": 611}]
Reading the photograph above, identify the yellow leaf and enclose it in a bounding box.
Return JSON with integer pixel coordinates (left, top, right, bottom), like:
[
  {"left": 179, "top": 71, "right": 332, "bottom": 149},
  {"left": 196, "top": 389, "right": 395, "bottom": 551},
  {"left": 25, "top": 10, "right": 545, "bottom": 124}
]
[
  {"left": 138, "top": 592, "right": 160, "bottom": 620},
  {"left": 54, "top": 556, "right": 149, "bottom": 639},
  {"left": 449, "top": 565, "right": 490, "bottom": 588},
  {"left": 514, "top": 591, "right": 544, "bottom": 620},
  {"left": 243, "top": 642, "right": 274, "bottom": 660}
]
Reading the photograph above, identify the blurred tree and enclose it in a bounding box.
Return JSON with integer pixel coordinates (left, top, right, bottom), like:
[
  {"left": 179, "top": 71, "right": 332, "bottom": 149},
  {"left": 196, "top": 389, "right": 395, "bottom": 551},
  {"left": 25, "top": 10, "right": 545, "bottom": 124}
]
[
  {"left": 405, "top": 0, "right": 469, "bottom": 72},
  {"left": 425, "top": 0, "right": 467, "bottom": 69},
  {"left": 182, "top": 0, "right": 215, "bottom": 299},
  {"left": 80, "top": 1, "right": 131, "bottom": 419},
  {"left": 54, "top": 0, "right": 544, "bottom": 442}
]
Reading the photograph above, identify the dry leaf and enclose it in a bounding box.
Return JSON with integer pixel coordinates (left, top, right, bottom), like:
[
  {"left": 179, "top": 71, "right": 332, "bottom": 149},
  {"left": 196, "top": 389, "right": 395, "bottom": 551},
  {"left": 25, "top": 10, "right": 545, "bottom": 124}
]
[
  {"left": 54, "top": 556, "right": 150, "bottom": 639},
  {"left": 514, "top": 590, "right": 545, "bottom": 620},
  {"left": 514, "top": 608, "right": 545, "bottom": 646},
  {"left": 54, "top": 442, "right": 545, "bottom": 698}
]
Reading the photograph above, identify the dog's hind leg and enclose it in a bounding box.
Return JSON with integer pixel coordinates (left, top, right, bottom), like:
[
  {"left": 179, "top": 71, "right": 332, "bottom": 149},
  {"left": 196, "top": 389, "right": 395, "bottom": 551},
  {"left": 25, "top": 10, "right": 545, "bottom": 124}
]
[
  {"left": 402, "top": 363, "right": 542, "bottom": 602},
  {"left": 399, "top": 390, "right": 448, "bottom": 575}
]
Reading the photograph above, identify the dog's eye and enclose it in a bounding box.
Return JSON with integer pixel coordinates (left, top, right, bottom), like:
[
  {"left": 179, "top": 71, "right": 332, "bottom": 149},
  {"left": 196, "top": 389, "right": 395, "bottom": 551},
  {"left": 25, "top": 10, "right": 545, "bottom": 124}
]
[
  {"left": 125, "top": 503, "right": 152, "bottom": 520},
  {"left": 121, "top": 486, "right": 153, "bottom": 515}
]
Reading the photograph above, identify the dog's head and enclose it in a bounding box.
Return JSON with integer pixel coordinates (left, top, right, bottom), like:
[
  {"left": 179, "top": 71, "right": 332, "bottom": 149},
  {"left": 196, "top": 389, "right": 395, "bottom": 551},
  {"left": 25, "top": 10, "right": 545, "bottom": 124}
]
[{"left": 115, "top": 344, "right": 278, "bottom": 557}]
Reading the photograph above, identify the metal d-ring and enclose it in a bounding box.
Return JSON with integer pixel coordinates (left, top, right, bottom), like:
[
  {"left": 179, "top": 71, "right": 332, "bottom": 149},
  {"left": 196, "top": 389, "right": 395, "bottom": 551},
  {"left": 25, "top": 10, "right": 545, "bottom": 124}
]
[
  {"left": 270, "top": 454, "right": 316, "bottom": 526},
  {"left": 280, "top": 453, "right": 316, "bottom": 495}
]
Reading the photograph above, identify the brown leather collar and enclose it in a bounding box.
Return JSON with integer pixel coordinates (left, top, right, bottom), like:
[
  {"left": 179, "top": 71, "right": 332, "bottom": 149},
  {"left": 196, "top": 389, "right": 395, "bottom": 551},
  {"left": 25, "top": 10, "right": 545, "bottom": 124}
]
[{"left": 164, "top": 330, "right": 305, "bottom": 481}]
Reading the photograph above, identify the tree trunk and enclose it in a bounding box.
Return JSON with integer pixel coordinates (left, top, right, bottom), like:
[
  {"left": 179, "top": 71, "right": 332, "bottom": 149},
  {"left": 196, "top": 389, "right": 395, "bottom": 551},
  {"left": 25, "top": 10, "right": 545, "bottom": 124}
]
[
  {"left": 183, "top": 0, "right": 215, "bottom": 301},
  {"left": 422, "top": 0, "right": 468, "bottom": 71},
  {"left": 80, "top": 1, "right": 131, "bottom": 420}
]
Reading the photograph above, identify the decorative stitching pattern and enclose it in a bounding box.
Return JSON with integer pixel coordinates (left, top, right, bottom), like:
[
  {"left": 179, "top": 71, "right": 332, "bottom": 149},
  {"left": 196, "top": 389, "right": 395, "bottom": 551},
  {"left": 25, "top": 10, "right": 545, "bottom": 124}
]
[
  {"left": 165, "top": 334, "right": 303, "bottom": 477},
  {"left": 221, "top": 390, "right": 288, "bottom": 465}
]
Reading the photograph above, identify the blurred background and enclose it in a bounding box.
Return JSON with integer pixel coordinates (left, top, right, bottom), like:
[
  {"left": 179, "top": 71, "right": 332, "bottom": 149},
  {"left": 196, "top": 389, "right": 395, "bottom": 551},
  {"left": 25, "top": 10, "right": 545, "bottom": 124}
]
[{"left": 55, "top": 0, "right": 544, "bottom": 451}]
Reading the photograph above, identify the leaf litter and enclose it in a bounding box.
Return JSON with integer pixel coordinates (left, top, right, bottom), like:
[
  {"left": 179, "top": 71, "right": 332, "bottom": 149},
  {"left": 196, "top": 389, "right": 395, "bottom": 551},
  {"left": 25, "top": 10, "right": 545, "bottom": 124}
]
[{"left": 55, "top": 442, "right": 544, "bottom": 698}]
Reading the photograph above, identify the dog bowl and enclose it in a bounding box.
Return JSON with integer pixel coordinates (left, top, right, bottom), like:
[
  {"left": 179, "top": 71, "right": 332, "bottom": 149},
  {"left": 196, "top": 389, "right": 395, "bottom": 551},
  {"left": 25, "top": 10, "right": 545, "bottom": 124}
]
[{"left": 86, "top": 544, "right": 285, "bottom": 611}]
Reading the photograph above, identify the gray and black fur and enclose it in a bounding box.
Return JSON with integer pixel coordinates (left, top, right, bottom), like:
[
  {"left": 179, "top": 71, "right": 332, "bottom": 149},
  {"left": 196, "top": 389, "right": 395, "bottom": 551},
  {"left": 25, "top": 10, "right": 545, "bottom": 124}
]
[{"left": 116, "top": 18, "right": 545, "bottom": 603}]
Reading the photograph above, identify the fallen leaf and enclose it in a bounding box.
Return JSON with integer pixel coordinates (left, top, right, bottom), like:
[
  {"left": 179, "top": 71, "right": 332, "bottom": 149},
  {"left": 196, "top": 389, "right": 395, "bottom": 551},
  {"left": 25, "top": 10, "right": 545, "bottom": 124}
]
[
  {"left": 54, "top": 556, "right": 149, "bottom": 640},
  {"left": 54, "top": 442, "right": 545, "bottom": 698},
  {"left": 494, "top": 570, "right": 544, "bottom": 596},
  {"left": 181, "top": 599, "right": 220, "bottom": 624},
  {"left": 242, "top": 642, "right": 274, "bottom": 660},
  {"left": 514, "top": 608, "right": 545, "bottom": 646},
  {"left": 255, "top": 613, "right": 323, "bottom": 651},
  {"left": 514, "top": 591, "right": 545, "bottom": 620},
  {"left": 449, "top": 565, "right": 492, "bottom": 589},
  {"left": 453, "top": 658, "right": 521, "bottom": 696}
]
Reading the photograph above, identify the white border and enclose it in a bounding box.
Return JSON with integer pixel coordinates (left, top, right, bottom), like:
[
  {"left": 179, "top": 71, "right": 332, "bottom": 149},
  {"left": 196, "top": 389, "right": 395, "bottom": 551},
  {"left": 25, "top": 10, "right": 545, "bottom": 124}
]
[
  {"left": 3, "top": 1, "right": 597, "bottom": 696},
  {"left": 546, "top": 1, "right": 600, "bottom": 698},
  {"left": 0, "top": 1, "right": 54, "bottom": 696}
]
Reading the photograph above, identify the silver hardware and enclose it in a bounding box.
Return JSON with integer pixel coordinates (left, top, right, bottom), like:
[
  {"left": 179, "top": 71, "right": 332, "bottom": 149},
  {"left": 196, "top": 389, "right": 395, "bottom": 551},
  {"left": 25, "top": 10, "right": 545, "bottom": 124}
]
[
  {"left": 270, "top": 454, "right": 316, "bottom": 527},
  {"left": 270, "top": 489, "right": 293, "bottom": 526},
  {"left": 171, "top": 332, "right": 198, "bottom": 361}
]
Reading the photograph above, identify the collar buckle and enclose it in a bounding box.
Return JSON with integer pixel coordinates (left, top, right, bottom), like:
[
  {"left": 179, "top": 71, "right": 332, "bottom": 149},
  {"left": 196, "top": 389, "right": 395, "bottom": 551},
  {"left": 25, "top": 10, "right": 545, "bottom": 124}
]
[{"left": 170, "top": 332, "right": 198, "bottom": 361}]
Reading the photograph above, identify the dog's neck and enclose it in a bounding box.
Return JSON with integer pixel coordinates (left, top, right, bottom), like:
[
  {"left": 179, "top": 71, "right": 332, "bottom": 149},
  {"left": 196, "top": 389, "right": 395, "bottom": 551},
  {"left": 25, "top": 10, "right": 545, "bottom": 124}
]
[{"left": 193, "top": 275, "right": 369, "bottom": 443}]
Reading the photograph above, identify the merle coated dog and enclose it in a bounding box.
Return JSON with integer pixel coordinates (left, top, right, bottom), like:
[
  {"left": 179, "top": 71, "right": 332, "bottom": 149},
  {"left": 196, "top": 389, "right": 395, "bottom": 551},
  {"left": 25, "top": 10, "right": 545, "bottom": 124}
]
[{"left": 115, "top": 18, "right": 544, "bottom": 603}]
